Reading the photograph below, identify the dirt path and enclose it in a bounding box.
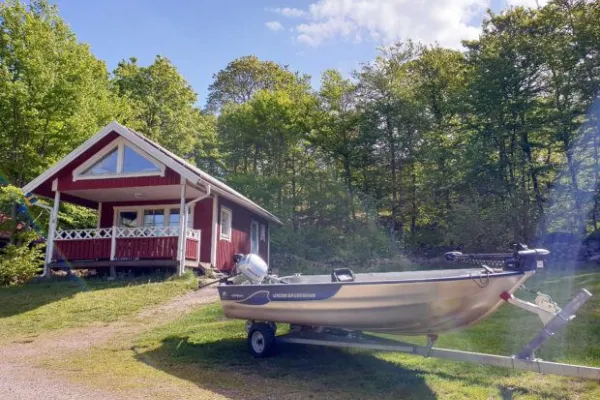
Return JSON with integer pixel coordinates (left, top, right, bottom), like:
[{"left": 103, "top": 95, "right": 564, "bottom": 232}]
[{"left": 0, "top": 286, "right": 219, "bottom": 400}]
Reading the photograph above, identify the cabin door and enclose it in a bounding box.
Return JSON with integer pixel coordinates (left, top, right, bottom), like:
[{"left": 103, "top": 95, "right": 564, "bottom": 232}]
[{"left": 250, "top": 220, "right": 259, "bottom": 255}]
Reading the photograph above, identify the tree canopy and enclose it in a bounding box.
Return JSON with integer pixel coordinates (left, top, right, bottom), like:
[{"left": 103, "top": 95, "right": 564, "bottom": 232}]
[{"left": 2, "top": 0, "right": 600, "bottom": 266}]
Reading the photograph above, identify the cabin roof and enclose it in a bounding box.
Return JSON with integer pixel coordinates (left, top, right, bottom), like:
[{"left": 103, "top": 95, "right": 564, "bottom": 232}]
[{"left": 22, "top": 121, "right": 282, "bottom": 225}]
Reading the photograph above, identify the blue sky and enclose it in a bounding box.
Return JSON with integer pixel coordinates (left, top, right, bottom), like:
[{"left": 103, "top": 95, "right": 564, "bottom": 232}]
[{"left": 50, "top": 0, "right": 543, "bottom": 107}]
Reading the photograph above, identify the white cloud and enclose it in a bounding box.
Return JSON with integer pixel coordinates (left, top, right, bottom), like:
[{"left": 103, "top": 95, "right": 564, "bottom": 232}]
[
  {"left": 267, "top": 7, "right": 307, "bottom": 18},
  {"left": 290, "top": 0, "right": 489, "bottom": 49},
  {"left": 265, "top": 21, "right": 284, "bottom": 32},
  {"left": 272, "top": 0, "right": 549, "bottom": 49}
]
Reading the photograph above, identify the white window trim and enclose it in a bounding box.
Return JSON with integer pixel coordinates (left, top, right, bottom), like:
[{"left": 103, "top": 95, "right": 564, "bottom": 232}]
[
  {"left": 113, "top": 204, "right": 194, "bottom": 228},
  {"left": 250, "top": 220, "right": 259, "bottom": 254},
  {"left": 220, "top": 206, "right": 232, "bottom": 242},
  {"left": 73, "top": 137, "right": 165, "bottom": 181}
]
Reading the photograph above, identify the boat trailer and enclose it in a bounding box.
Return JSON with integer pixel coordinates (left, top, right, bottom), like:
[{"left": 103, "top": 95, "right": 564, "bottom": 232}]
[
  {"left": 245, "top": 287, "right": 600, "bottom": 380},
  {"left": 235, "top": 246, "right": 599, "bottom": 380}
]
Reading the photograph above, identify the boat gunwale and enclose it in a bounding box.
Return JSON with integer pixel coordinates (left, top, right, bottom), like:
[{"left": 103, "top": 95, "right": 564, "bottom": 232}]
[{"left": 219, "top": 269, "right": 526, "bottom": 290}]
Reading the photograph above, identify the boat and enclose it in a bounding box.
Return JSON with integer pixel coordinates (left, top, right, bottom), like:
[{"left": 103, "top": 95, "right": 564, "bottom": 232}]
[
  {"left": 218, "top": 246, "right": 547, "bottom": 335},
  {"left": 215, "top": 246, "right": 600, "bottom": 380},
  {"left": 219, "top": 268, "right": 533, "bottom": 335}
]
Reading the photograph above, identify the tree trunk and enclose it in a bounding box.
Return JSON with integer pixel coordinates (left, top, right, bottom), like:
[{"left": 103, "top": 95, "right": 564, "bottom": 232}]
[
  {"left": 387, "top": 113, "right": 402, "bottom": 240},
  {"left": 342, "top": 157, "right": 355, "bottom": 220}
]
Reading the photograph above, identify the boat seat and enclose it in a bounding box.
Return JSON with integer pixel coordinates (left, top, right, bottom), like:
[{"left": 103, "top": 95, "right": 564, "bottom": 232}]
[{"left": 331, "top": 268, "right": 355, "bottom": 283}]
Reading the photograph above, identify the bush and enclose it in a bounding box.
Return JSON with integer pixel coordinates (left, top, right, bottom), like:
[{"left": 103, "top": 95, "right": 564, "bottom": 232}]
[{"left": 0, "top": 238, "right": 44, "bottom": 286}]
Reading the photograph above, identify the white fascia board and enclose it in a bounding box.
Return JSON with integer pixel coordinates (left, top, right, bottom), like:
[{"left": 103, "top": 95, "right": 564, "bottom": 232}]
[{"left": 22, "top": 121, "right": 122, "bottom": 194}]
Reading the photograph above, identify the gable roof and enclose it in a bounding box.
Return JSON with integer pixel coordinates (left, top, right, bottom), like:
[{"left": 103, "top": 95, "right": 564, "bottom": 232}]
[{"left": 22, "top": 121, "right": 282, "bottom": 225}]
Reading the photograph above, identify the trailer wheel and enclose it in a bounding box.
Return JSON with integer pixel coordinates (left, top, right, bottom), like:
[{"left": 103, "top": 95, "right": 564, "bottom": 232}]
[{"left": 248, "top": 323, "right": 276, "bottom": 358}]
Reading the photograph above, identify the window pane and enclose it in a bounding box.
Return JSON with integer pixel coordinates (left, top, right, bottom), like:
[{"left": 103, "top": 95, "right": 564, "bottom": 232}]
[
  {"left": 119, "top": 211, "right": 138, "bottom": 228},
  {"left": 169, "top": 209, "right": 180, "bottom": 227},
  {"left": 82, "top": 149, "right": 118, "bottom": 176},
  {"left": 250, "top": 222, "right": 259, "bottom": 254},
  {"left": 122, "top": 145, "right": 160, "bottom": 173},
  {"left": 220, "top": 208, "right": 232, "bottom": 239},
  {"left": 143, "top": 209, "right": 164, "bottom": 227}
]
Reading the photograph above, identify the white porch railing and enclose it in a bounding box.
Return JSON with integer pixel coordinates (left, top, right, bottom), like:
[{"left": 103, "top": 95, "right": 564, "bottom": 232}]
[
  {"left": 115, "top": 226, "right": 180, "bottom": 238},
  {"left": 53, "top": 226, "right": 202, "bottom": 263},
  {"left": 54, "top": 226, "right": 198, "bottom": 240},
  {"left": 186, "top": 228, "right": 201, "bottom": 240},
  {"left": 55, "top": 228, "right": 113, "bottom": 240}
]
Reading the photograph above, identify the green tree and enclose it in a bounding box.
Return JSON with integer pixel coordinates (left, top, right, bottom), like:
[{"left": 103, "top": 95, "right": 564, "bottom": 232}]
[
  {"left": 113, "top": 56, "right": 204, "bottom": 157},
  {"left": 312, "top": 69, "right": 368, "bottom": 219},
  {"left": 356, "top": 42, "right": 428, "bottom": 241},
  {"left": 0, "top": 0, "right": 121, "bottom": 186},
  {"left": 206, "top": 55, "right": 310, "bottom": 112}
]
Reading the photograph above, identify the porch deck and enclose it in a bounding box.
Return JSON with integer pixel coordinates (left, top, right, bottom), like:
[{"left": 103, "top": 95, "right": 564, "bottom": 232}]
[{"left": 51, "top": 226, "right": 201, "bottom": 270}]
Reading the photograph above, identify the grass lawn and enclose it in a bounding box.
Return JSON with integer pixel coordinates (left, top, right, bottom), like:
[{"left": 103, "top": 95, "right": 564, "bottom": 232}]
[
  {"left": 42, "top": 268, "right": 600, "bottom": 399},
  {"left": 0, "top": 272, "right": 198, "bottom": 344}
]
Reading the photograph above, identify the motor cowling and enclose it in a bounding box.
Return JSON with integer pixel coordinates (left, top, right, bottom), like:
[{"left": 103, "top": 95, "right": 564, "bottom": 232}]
[{"left": 236, "top": 254, "right": 268, "bottom": 284}]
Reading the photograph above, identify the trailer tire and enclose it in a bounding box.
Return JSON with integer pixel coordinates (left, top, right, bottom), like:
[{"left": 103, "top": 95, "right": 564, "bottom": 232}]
[{"left": 248, "top": 323, "right": 276, "bottom": 358}]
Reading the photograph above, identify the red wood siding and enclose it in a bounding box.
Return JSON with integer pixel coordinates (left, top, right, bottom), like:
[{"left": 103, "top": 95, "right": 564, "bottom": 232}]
[
  {"left": 100, "top": 202, "right": 114, "bottom": 228},
  {"left": 216, "top": 197, "right": 269, "bottom": 271},
  {"left": 185, "top": 238, "right": 200, "bottom": 260},
  {"left": 194, "top": 198, "right": 213, "bottom": 263},
  {"left": 115, "top": 237, "right": 178, "bottom": 260},
  {"left": 54, "top": 239, "right": 111, "bottom": 261},
  {"left": 58, "top": 168, "right": 180, "bottom": 191}
]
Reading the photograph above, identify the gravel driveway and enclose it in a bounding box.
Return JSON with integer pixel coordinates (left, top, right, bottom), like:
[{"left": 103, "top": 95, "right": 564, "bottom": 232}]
[{"left": 0, "top": 286, "right": 218, "bottom": 400}]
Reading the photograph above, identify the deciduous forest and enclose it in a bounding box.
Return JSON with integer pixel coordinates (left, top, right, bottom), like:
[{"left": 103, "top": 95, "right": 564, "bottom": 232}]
[{"left": 2, "top": 0, "right": 600, "bottom": 269}]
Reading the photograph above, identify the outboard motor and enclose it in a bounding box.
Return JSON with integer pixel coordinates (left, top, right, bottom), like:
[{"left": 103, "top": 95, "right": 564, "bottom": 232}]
[
  {"left": 236, "top": 254, "right": 269, "bottom": 284},
  {"left": 505, "top": 244, "right": 550, "bottom": 271}
]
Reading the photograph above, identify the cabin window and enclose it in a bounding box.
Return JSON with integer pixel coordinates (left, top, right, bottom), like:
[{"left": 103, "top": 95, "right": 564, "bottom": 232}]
[
  {"left": 143, "top": 209, "right": 164, "bottom": 227},
  {"left": 122, "top": 145, "right": 161, "bottom": 173},
  {"left": 74, "top": 138, "right": 164, "bottom": 180},
  {"left": 251, "top": 220, "right": 259, "bottom": 254},
  {"left": 169, "top": 209, "right": 180, "bottom": 227},
  {"left": 260, "top": 224, "right": 266, "bottom": 242},
  {"left": 118, "top": 211, "right": 139, "bottom": 228},
  {"left": 115, "top": 205, "right": 193, "bottom": 230},
  {"left": 220, "top": 207, "right": 232, "bottom": 241},
  {"left": 169, "top": 208, "right": 192, "bottom": 228},
  {"left": 81, "top": 148, "right": 118, "bottom": 176}
]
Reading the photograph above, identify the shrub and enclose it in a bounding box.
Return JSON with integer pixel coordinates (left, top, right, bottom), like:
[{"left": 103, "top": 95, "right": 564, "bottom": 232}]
[{"left": 0, "top": 234, "right": 44, "bottom": 286}]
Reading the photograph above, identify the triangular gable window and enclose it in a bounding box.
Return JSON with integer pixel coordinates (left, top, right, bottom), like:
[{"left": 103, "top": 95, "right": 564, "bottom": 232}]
[
  {"left": 74, "top": 138, "right": 164, "bottom": 180},
  {"left": 81, "top": 148, "right": 118, "bottom": 176},
  {"left": 122, "top": 145, "right": 161, "bottom": 173}
]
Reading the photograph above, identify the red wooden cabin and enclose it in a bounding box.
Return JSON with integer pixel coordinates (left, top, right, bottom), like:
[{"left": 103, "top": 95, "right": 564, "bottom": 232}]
[{"left": 22, "top": 121, "right": 281, "bottom": 275}]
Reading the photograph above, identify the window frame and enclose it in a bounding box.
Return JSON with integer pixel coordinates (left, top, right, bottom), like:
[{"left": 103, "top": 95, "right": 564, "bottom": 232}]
[
  {"left": 250, "top": 220, "right": 259, "bottom": 254},
  {"left": 73, "top": 137, "right": 165, "bottom": 181},
  {"left": 113, "top": 204, "right": 194, "bottom": 230},
  {"left": 220, "top": 206, "right": 232, "bottom": 242}
]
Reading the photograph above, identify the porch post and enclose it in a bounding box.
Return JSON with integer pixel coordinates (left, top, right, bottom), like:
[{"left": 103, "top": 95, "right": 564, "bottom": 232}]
[
  {"left": 177, "top": 182, "right": 187, "bottom": 276},
  {"left": 43, "top": 189, "right": 60, "bottom": 276}
]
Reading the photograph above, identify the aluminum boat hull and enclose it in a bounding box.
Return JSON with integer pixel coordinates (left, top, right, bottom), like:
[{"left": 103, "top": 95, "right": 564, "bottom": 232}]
[{"left": 218, "top": 268, "right": 532, "bottom": 335}]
